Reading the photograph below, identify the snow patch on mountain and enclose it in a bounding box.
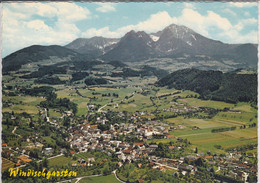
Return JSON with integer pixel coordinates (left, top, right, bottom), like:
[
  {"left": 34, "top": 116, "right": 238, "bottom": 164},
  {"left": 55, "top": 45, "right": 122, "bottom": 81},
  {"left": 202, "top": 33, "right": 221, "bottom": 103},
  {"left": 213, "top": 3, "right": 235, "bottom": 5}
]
[
  {"left": 150, "top": 35, "right": 159, "bottom": 42},
  {"left": 186, "top": 41, "right": 192, "bottom": 46},
  {"left": 191, "top": 34, "right": 196, "bottom": 41}
]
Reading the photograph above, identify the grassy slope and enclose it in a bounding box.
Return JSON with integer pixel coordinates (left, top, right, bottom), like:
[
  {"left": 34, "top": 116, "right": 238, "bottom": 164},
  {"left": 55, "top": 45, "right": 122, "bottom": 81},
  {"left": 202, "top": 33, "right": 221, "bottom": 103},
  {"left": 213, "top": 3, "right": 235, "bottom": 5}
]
[{"left": 79, "top": 174, "right": 121, "bottom": 183}]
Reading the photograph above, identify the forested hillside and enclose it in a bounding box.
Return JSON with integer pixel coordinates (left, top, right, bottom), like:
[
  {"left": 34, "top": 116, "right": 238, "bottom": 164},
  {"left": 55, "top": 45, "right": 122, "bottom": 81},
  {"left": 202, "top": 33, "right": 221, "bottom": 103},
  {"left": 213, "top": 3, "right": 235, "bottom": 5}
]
[{"left": 156, "top": 68, "right": 257, "bottom": 104}]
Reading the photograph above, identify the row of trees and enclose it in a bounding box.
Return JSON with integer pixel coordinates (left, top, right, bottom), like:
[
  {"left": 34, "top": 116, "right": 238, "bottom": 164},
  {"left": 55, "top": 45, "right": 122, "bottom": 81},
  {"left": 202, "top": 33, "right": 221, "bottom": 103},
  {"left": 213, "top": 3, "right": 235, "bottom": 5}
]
[{"left": 211, "top": 126, "right": 236, "bottom": 133}]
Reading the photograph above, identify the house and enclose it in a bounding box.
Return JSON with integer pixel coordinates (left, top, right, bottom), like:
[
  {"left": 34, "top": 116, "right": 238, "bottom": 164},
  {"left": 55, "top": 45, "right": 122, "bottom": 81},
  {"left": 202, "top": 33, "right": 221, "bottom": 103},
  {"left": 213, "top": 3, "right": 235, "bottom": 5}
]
[
  {"left": 228, "top": 171, "right": 237, "bottom": 179},
  {"left": 138, "top": 179, "right": 144, "bottom": 183},
  {"left": 165, "top": 134, "right": 175, "bottom": 139},
  {"left": 43, "top": 148, "right": 53, "bottom": 155},
  {"left": 78, "top": 158, "right": 86, "bottom": 164},
  {"left": 123, "top": 149, "right": 131, "bottom": 154},
  {"left": 178, "top": 164, "right": 193, "bottom": 172},
  {"left": 16, "top": 162, "right": 21, "bottom": 166},
  {"left": 88, "top": 157, "right": 95, "bottom": 162},
  {"left": 118, "top": 162, "right": 123, "bottom": 167},
  {"left": 149, "top": 144, "right": 158, "bottom": 149},
  {"left": 169, "top": 146, "right": 175, "bottom": 150},
  {"left": 203, "top": 156, "right": 213, "bottom": 160},
  {"left": 247, "top": 153, "right": 255, "bottom": 158},
  {"left": 18, "top": 156, "right": 32, "bottom": 164},
  {"left": 149, "top": 161, "right": 154, "bottom": 166},
  {"left": 134, "top": 142, "right": 144, "bottom": 147}
]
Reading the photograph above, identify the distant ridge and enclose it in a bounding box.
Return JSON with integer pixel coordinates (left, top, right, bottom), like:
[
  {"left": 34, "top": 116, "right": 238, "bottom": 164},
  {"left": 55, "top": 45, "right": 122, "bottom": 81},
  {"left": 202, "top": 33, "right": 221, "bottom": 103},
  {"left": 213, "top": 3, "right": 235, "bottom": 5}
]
[
  {"left": 65, "top": 37, "right": 119, "bottom": 57},
  {"left": 3, "top": 45, "right": 79, "bottom": 72},
  {"left": 3, "top": 23, "right": 258, "bottom": 72}
]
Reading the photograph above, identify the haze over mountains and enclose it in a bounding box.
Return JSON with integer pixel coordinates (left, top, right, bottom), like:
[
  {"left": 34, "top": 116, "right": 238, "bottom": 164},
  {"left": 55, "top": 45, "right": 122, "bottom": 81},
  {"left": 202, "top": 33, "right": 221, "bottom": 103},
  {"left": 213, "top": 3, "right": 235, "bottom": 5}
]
[{"left": 3, "top": 23, "right": 258, "bottom": 73}]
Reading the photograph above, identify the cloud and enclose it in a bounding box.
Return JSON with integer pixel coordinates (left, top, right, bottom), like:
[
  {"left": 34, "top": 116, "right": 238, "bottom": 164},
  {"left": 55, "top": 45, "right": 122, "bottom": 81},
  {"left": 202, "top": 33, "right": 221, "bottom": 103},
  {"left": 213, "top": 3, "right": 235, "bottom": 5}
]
[
  {"left": 96, "top": 3, "right": 116, "bottom": 13},
  {"left": 219, "top": 30, "right": 257, "bottom": 44},
  {"left": 82, "top": 11, "right": 177, "bottom": 38},
  {"left": 2, "top": 2, "right": 90, "bottom": 56},
  {"left": 175, "top": 8, "right": 257, "bottom": 43},
  {"left": 229, "top": 2, "right": 257, "bottom": 8},
  {"left": 234, "top": 18, "right": 257, "bottom": 31},
  {"left": 172, "top": 8, "right": 233, "bottom": 37},
  {"left": 184, "top": 3, "right": 195, "bottom": 9},
  {"left": 82, "top": 27, "right": 120, "bottom": 38},
  {"left": 52, "top": 2, "right": 91, "bottom": 22},
  {"left": 83, "top": 8, "right": 257, "bottom": 45},
  {"left": 8, "top": 2, "right": 91, "bottom": 22},
  {"left": 120, "top": 11, "right": 177, "bottom": 33},
  {"left": 27, "top": 20, "right": 51, "bottom": 31},
  {"left": 222, "top": 8, "right": 237, "bottom": 16}
]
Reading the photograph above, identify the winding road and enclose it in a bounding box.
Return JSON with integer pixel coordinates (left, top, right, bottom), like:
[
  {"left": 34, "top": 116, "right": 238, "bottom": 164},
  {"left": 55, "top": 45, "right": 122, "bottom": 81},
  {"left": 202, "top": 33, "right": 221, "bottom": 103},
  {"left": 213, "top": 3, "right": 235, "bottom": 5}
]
[
  {"left": 56, "top": 170, "right": 126, "bottom": 183},
  {"left": 97, "top": 91, "right": 138, "bottom": 113},
  {"left": 12, "top": 126, "right": 21, "bottom": 137},
  {"left": 56, "top": 174, "right": 102, "bottom": 183}
]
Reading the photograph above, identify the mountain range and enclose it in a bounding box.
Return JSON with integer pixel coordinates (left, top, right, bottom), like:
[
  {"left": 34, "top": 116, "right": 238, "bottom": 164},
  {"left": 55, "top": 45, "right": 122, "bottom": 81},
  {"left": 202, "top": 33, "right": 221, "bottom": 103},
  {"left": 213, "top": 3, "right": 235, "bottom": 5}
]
[{"left": 3, "top": 23, "right": 258, "bottom": 73}]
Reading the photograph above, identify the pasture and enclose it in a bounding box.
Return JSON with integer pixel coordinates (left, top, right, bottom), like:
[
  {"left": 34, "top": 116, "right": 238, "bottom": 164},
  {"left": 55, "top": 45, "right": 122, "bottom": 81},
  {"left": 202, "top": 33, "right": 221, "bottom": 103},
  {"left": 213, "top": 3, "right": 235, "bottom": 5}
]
[
  {"left": 79, "top": 174, "right": 121, "bottom": 183},
  {"left": 49, "top": 155, "right": 73, "bottom": 167},
  {"left": 178, "top": 98, "right": 235, "bottom": 109},
  {"left": 2, "top": 96, "right": 44, "bottom": 115},
  {"left": 163, "top": 112, "right": 257, "bottom": 153}
]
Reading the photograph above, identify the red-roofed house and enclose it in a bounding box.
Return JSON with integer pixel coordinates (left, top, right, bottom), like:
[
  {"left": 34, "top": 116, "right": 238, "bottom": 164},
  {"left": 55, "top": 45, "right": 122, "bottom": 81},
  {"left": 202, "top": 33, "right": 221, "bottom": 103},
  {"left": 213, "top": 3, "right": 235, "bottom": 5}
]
[{"left": 165, "top": 134, "right": 175, "bottom": 139}]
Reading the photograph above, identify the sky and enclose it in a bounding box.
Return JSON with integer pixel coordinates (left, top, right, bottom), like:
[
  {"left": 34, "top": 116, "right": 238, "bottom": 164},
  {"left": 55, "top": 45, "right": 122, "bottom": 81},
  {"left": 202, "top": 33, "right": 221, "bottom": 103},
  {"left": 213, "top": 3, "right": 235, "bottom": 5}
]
[{"left": 1, "top": 2, "right": 258, "bottom": 57}]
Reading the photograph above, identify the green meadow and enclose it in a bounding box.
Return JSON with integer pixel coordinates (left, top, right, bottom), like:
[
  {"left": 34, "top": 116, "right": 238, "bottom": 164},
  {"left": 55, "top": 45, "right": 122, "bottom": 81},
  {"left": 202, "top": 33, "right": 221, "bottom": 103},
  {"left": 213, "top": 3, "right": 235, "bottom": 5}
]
[{"left": 79, "top": 174, "right": 121, "bottom": 183}]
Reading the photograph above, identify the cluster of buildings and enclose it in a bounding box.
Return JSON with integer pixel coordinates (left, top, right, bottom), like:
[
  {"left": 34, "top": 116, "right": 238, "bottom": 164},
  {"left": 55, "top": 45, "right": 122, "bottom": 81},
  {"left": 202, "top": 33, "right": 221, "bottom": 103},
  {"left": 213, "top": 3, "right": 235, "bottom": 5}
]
[
  {"left": 162, "top": 102, "right": 200, "bottom": 113},
  {"left": 69, "top": 116, "right": 175, "bottom": 154},
  {"left": 67, "top": 111, "right": 257, "bottom": 182}
]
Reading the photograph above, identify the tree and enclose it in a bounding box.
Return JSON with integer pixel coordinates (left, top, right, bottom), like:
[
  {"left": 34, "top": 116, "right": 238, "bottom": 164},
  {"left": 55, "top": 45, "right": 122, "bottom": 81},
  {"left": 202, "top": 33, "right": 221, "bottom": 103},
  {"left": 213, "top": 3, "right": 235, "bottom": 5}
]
[
  {"left": 63, "top": 117, "right": 70, "bottom": 127},
  {"left": 195, "top": 147, "right": 198, "bottom": 153},
  {"left": 42, "top": 158, "right": 49, "bottom": 168},
  {"left": 103, "top": 167, "right": 110, "bottom": 175},
  {"left": 195, "top": 158, "right": 203, "bottom": 167}
]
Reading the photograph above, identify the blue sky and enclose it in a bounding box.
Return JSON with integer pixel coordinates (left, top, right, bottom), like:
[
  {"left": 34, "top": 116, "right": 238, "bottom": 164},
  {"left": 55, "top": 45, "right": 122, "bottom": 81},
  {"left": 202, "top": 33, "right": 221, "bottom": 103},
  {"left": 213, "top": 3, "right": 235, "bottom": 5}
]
[{"left": 2, "top": 2, "right": 258, "bottom": 57}]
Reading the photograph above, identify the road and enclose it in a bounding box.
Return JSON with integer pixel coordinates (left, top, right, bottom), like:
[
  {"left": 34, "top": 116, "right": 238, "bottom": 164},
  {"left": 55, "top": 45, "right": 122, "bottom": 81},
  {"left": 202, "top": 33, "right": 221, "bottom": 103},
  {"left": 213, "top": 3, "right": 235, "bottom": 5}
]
[
  {"left": 37, "top": 153, "right": 64, "bottom": 163},
  {"left": 98, "top": 103, "right": 110, "bottom": 112},
  {"left": 97, "top": 91, "right": 138, "bottom": 112},
  {"left": 56, "top": 170, "right": 126, "bottom": 183},
  {"left": 153, "top": 160, "right": 178, "bottom": 171},
  {"left": 12, "top": 126, "right": 21, "bottom": 137},
  {"left": 56, "top": 174, "right": 102, "bottom": 183},
  {"left": 113, "top": 170, "right": 126, "bottom": 183}
]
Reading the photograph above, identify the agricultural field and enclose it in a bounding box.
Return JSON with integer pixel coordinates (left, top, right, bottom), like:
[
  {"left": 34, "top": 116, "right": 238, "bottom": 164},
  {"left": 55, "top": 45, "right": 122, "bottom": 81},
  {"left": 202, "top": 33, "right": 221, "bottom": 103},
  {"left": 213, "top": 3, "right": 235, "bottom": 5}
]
[
  {"left": 49, "top": 155, "right": 73, "bottom": 167},
  {"left": 48, "top": 152, "right": 107, "bottom": 168},
  {"left": 2, "top": 96, "right": 45, "bottom": 115},
  {"left": 160, "top": 101, "right": 257, "bottom": 153},
  {"left": 2, "top": 158, "right": 15, "bottom": 172},
  {"left": 178, "top": 98, "right": 235, "bottom": 109}
]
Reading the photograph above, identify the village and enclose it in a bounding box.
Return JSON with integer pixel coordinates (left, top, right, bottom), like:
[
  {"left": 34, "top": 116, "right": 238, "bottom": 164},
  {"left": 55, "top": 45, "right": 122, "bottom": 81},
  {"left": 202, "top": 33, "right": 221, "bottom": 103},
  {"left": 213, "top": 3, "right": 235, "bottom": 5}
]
[
  {"left": 67, "top": 111, "right": 257, "bottom": 183},
  {"left": 2, "top": 104, "right": 258, "bottom": 183}
]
